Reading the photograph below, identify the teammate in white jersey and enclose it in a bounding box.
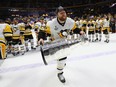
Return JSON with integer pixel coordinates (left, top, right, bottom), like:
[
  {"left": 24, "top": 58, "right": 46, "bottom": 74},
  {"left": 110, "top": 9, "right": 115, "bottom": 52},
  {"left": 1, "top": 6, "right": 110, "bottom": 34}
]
[
  {"left": 0, "top": 19, "right": 7, "bottom": 59},
  {"left": 95, "top": 17, "right": 102, "bottom": 41},
  {"left": 102, "top": 16, "right": 110, "bottom": 43},
  {"left": 87, "top": 19, "right": 96, "bottom": 42},
  {"left": 11, "top": 19, "right": 25, "bottom": 56},
  {"left": 38, "top": 6, "right": 84, "bottom": 83}
]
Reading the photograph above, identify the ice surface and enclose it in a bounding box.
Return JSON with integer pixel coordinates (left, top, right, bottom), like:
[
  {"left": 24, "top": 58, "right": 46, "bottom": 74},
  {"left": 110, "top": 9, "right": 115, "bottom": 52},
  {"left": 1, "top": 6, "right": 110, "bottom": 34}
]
[{"left": 0, "top": 33, "right": 116, "bottom": 87}]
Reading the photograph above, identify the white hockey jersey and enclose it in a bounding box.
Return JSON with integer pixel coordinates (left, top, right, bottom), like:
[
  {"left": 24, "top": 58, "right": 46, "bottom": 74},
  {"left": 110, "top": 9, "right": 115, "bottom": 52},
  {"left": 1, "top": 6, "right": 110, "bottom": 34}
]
[
  {"left": 76, "top": 20, "right": 80, "bottom": 28},
  {"left": 46, "top": 17, "right": 76, "bottom": 39},
  {"left": 11, "top": 24, "right": 20, "bottom": 36},
  {"left": 0, "top": 23, "right": 6, "bottom": 38},
  {"left": 103, "top": 19, "right": 110, "bottom": 27},
  {"left": 36, "top": 22, "right": 46, "bottom": 30},
  {"left": 96, "top": 19, "right": 102, "bottom": 28}
]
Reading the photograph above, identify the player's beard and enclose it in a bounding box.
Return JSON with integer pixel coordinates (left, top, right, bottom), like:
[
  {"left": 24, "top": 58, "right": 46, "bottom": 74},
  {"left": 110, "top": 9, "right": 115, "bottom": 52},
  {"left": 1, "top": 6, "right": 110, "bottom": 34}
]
[{"left": 58, "top": 16, "right": 67, "bottom": 22}]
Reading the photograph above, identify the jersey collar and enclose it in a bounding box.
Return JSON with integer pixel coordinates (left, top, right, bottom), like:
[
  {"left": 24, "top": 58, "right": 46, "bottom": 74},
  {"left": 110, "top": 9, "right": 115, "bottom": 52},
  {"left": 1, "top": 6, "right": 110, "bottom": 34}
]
[{"left": 57, "top": 18, "right": 67, "bottom": 26}]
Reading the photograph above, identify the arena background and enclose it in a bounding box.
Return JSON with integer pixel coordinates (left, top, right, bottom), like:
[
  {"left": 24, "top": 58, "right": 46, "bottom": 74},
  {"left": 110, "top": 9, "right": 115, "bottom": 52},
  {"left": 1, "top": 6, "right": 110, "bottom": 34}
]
[{"left": 0, "top": 0, "right": 115, "bottom": 19}]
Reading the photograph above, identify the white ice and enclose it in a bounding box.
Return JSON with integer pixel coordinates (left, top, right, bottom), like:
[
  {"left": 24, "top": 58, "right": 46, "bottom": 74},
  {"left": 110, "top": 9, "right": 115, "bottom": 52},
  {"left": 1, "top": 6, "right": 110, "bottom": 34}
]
[{"left": 0, "top": 33, "right": 116, "bottom": 87}]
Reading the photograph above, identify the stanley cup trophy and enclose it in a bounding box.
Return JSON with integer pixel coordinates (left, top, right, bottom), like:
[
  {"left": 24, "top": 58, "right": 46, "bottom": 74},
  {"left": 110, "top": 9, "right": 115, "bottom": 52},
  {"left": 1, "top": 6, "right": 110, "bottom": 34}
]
[{"left": 39, "top": 31, "right": 87, "bottom": 65}]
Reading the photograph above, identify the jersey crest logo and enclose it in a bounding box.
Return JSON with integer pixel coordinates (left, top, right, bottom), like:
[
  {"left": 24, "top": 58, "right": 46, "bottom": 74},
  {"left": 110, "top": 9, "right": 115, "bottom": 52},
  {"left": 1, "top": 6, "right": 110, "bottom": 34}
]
[{"left": 54, "top": 26, "right": 58, "bottom": 30}]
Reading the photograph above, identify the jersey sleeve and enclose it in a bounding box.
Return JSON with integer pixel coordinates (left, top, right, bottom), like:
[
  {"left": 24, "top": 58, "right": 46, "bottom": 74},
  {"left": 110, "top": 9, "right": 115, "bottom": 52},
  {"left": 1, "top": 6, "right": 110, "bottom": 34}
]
[
  {"left": 3, "top": 24, "right": 13, "bottom": 37},
  {"left": 45, "top": 21, "right": 51, "bottom": 35}
]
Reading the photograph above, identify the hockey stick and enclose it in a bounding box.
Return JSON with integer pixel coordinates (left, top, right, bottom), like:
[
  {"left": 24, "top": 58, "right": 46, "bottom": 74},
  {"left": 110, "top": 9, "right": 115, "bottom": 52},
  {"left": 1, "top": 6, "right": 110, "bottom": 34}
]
[{"left": 40, "top": 42, "right": 48, "bottom": 65}]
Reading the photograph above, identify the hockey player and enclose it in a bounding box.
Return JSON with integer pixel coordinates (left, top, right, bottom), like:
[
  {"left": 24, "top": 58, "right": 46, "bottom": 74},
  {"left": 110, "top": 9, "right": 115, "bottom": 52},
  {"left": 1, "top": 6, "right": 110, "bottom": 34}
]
[
  {"left": 18, "top": 22, "right": 25, "bottom": 44},
  {"left": 80, "top": 18, "right": 87, "bottom": 34},
  {"left": 3, "top": 19, "right": 13, "bottom": 54},
  {"left": 40, "top": 18, "right": 50, "bottom": 42},
  {"left": 34, "top": 22, "right": 40, "bottom": 34},
  {"left": 0, "top": 19, "right": 7, "bottom": 59},
  {"left": 87, "top": 19, "right": 96, "bottom": 42},
  {"left": 75, "top": 18, "right": 81, "bottom": 39},
  {"left": 34, "top": 20, "right": 41, "bottom": 42},
  {"left": 24, "top": 21, "right": 36, "bottom": 51},
  {"left": 102, "top": 16, "right": 110, "bottom": 43},
  {"left": 78, "top": 18, "right": 88, "bottom": 42},
  {"left": 95, "top": 17, "right": 102, "bottom": 41},
  {"left": 19, "top": 22, "right": 25, "bottom": 35},
  {"left": 75, "top": 18, "right": 80, "bottom": 28},
  {"left": 11, "top": 19, "right": 25, "bottom": 56},
  {"left": 38, "top": 6, "right": 84, "bottom": 83},
  {"left": 34, "top": 23, "right": 39, "bottom": 46}
]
